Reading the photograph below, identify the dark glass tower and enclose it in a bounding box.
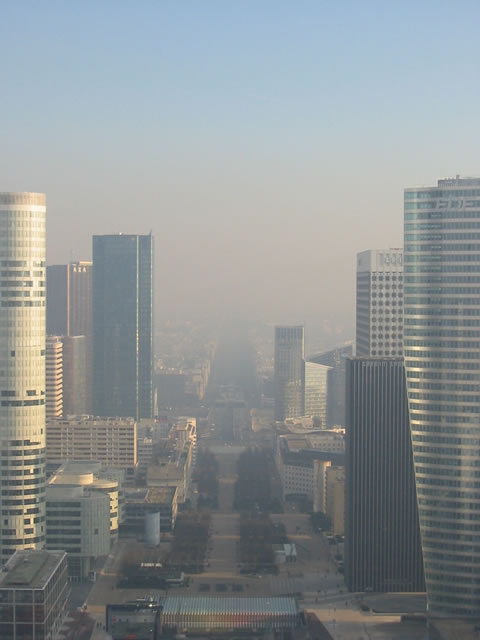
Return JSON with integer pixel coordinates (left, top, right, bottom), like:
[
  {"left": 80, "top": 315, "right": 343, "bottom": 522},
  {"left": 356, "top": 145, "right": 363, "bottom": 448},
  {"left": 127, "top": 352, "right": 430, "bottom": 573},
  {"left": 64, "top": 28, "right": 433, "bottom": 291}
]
[
  {"left": 92, "top": 234, "right": 153, "bottom": 419},
  {"left": 345, "top": 357, "right": 424, "bottom": 593}
]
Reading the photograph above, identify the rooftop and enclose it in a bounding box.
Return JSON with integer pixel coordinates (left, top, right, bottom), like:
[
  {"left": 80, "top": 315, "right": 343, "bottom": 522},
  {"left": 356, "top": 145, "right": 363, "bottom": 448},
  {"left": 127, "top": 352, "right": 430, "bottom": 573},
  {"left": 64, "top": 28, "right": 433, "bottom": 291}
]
[
  {"left": 161, "top": 596, "right": 298, "bottom": 617},
  {"left": 0, "top": 550, "right": 66, "bottom": 590}
]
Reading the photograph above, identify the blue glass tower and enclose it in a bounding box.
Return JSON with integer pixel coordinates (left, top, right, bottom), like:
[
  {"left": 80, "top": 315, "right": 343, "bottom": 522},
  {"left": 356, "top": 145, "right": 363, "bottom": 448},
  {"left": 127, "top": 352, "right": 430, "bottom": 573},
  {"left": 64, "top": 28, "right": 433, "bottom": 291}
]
[{"left": 92, "top": 234, "right": 153, "bottom": 420}]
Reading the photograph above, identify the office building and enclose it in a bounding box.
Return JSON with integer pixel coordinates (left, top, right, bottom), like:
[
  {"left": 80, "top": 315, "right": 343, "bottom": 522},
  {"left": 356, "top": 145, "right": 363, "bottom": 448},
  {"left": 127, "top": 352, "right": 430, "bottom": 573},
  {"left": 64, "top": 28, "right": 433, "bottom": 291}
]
[
  {"left": 92, "top": 234, "right": 153, "bottom": 419},
  {"left": 46, "top": 261, "right": 92, "bottom": 337},
  {"left": 304, "top": 361, "right": 331, "bottom": 427},
  {"left": 274, "top": 326, "right": 304, "bottom": 421},
  {"left": 0, "top": 549, "right": 68, "bottom": 640},
  {"left": 62, "top": 335, "right": 87, "bottom": 415},
  {"left": 46, "top": 415, "right": 137, "bottom": 473},
  {"left": 45, "top": 336, "right": 63, "bottom": 420},
  {"left": 308, "top": 344, "right": 352, "bottom": 426},
  {"left": 404, "top": 176, "right": 480, "bottom": 616},
  {"left": 356, "top": 249, "right": 404, "bottom": 357},
  {"left": 0, "top": 192, "right": 47, "bottom": 560},
  {"left": 345, "top": 358, "right": 424, "bottom": 592}
]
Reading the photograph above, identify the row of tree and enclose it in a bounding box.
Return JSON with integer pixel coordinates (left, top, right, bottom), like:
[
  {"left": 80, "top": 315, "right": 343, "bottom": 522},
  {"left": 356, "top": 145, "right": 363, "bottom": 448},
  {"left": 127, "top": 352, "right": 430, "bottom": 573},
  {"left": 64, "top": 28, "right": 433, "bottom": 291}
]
[{"left": 193, "top": 449, "right": 219, "bottom": 509}]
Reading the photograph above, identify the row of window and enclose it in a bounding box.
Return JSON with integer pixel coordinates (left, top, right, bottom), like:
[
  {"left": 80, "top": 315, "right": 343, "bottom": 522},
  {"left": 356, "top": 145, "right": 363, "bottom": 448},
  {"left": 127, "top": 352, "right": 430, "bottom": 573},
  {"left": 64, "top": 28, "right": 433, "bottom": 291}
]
[
  {"left": 0, "top": 301, "right": 45, "bottom": 307},
  {"left": 405, "top": 189, "right": 480, "bottom": 199}
]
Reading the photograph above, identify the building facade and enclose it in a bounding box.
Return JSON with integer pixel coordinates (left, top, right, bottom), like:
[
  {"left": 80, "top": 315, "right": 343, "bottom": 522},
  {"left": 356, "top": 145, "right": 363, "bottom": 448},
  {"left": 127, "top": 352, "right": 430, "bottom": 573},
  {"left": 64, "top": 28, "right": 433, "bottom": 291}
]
[
  {"left": 345, "top": 357, "right": 424, "bottom": 593},
  {"left": 304, "top": 361, "right": 331, "bottom": 427},
  {"left": 0, "top": 192, "right": 47, "bottom": 560},
  {"left": 92, "top": 234, "right": 153, "bottom": 419},
  {"left": 308, "top": 344, "right": 352, "bottom": 427},
  {"left": 404, "top": 176, "right": 480, "bottom": 616},
  {"left": 46, "top": 336, "right": 63, "bottom": 420},
  {"left": 62, "top": 335, "right": 87, "bottom": 415},
  {"left": 46, "top": 261, "right": 92, "bottom": 338},
  {"left": 0, "top": 549, "right": 68, "bottom": 640},
  {"left": 356, "top": 249, "right": 404, "bottom": 357},
  {"left": 46, "top": 415, "right": 137, "bottom": 473},
  {"left": 274, "top": 326, "right": 304, "bottom": 421}
]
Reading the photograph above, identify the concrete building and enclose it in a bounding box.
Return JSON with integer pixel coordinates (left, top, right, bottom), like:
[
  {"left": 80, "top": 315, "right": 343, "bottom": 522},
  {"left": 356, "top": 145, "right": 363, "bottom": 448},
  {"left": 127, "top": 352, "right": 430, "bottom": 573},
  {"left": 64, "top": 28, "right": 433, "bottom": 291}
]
[
  {"left": 345, "top": 357, "right": 424, "bottom": 593},
  {"left": 92, "top": 234, "right": 153, "bottom": 419},
  {"left": 46, "top": 261, "right": 92, "bottom": 338},
  {"left": 48, "top": 462, "right": 120, "bottom": 543},
  {"left": 46, "top": 485, "right": 110, "bottom": 580},
  {"left": 0, "top": 549, "right": 69, "bottom": 640},
  {"left": 304, "top": 361, "right": 331, "bottom": 427},
  {"left": 308, "top": 343, "right": 352, "bottom": 427},
  {"left": 0, "top": 192, "right": 47, "bottom": 560},
  {"left": 356, "top": 249, "right": 404, "bottom": 357},
  {"left": 46, "top": 335, "right": 63, "bottom": 420},
  {"left": 147, "top": 437, "right": 193, "bottom": 503},
  {"left": 123, "top": 486, "right": 178, "bottom": 534},
  {"left": 325, "top": 466, "right": 344, "bottom": 535},
  {"left": 274, "top": 326, "right": 304, "bottom": 421},
  {"left": 46, "top": 415, "right": 137, "bottom": 474},
  {"left": 404, "top": 176, "right": 480, "bottom": 616},
  {"left": 275, "top": 434, "right": 344, "bottom": 508},
  {"left": 62, "top": 335, "right": 88, "bottom": 415}
]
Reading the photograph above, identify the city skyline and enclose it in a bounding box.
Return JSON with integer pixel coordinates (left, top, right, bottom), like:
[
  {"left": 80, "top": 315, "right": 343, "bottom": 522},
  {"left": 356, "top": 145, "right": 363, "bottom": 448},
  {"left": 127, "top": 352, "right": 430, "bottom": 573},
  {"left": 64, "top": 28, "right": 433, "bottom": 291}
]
[{"left": 2, "top": 3, "right": 480, "bottom": 346}]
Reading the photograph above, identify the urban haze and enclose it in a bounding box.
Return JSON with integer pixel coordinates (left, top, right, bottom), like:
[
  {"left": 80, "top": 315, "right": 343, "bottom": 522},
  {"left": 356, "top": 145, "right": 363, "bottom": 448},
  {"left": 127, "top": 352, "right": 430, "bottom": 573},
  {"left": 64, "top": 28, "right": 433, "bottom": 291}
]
[{"left": 1, "top": 2, "right": 480, "bottom": 640}]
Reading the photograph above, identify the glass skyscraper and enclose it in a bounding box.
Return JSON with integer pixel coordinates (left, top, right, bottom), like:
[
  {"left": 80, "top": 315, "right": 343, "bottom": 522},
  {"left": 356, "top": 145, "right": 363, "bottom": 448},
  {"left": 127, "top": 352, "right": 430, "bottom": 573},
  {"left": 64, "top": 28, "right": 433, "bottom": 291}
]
[
  {"left": 92, "top": 234, "right": 153, "bottom": 420},
  {"left": 274, "top": 326, "right": 304, "bottom": 421},
  {"left": 404, "top": 176, "right": 480, "bottom": 616}
]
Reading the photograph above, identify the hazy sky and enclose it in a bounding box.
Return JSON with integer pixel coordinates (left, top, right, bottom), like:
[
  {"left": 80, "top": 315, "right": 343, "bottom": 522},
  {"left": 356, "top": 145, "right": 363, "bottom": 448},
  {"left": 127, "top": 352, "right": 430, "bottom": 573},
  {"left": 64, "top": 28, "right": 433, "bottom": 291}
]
[{"left": 2, "top": 1, "right": 480, "bottom": 350}]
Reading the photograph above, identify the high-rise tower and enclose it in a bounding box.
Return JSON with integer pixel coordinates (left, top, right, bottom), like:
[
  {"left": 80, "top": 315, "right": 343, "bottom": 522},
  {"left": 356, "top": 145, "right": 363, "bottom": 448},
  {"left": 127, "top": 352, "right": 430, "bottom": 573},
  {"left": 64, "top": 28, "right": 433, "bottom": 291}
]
[
  {"left": 92, "top": 234, "right": 153, "bottom": 419},
  {"left": 0, "top": 192, "right": 46, "bottom": 559},
  {"left": 404, "top": 176, "right": 480, "bottom": 616},
  {"left": 356, "top": 249, "right": 404, "bottom": 357},
  {"left": 274, "top": 326, "right": 304, "bottom": 421}
]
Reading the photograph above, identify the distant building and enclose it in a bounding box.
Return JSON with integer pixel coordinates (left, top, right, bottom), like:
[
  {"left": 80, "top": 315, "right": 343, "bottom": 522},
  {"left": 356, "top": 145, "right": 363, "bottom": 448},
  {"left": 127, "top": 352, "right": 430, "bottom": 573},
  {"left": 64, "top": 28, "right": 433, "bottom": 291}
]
[
  {"left": 308, "top": 343, "right": 352, "bottom": 427},
  {"left": 356, "top": 249, "right": 403, "bottom": 357},
  {"left": 92, "top": 234, "right": 153, "bottom": 419},
  {"left": 46, "top": 261, "right": 92, "bottom": 337},
  {"left": 275, "top": 433, "right": 344, "bottom": 506},
  {"left": 345, "top": 357, "right": 424, "bottom": 592},
  {"left": 325, "top": 466, "right": 344, "bottom": 535},
  {"left": 47, "top": 262, "right": 93, "bottom": 412},
  {"left": 304, "top": 361, "right": 331, "bottom": 427},
  {"left": 147, "top": 436, "right": 194, "bottom": 504},
  {"left": 62, "top": 335, "right": 88, "bottom": 415},
  {"left": 46, "top": 335, "right": 63, "bottom": 419},
  {"left": 46, "top": 415, "right": 137, "bottom": 474},
  {"left": 0, "top": 550, "right": 69, "bottom": 640},
  {"left": 274, "top": 326, "right": 304, "bottom": 421}
]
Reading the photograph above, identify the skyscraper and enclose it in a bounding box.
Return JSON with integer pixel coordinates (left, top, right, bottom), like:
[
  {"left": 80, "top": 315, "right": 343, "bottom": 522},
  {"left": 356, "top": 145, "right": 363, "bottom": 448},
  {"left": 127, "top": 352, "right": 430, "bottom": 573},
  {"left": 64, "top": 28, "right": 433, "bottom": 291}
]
[
  {"left": 345, "top": 358, "right": 424, "bottom": 592},
  {"left": 46, "top": 261, "right": 92, "bottom": 337},
  {"left": 356, "top": 249, "right": 404, "bottom": 357},
  {"left": 274, "top": 326, "right": 304, "bottom": 421},
  {"left": 0, "top": 192, "right": 47, "bottom": 559},
  {"left": 404, "top": 176, "right": 480, "bottom": 616},
  {"left": 92, "top": 234, "right": 153, "bottom": 419},
  {"left": 304, "top": 361, "right": 331, "bottom": 427}
]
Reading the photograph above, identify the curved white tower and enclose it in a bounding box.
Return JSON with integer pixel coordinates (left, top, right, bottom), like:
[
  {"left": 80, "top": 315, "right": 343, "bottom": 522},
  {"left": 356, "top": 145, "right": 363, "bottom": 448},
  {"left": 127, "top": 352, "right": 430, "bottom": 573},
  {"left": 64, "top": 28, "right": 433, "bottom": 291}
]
[{"left": 0, "top": 192, "right": 46, "bottom": 559}]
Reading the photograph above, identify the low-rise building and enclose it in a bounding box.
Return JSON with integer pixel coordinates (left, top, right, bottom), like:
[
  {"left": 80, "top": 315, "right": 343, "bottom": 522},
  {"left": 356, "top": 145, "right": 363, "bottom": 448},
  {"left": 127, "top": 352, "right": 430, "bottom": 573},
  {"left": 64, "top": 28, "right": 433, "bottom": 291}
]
[
  {"left": 123, "top": 486, "right": 178, "bottom": 536},
  {"left": 46, "top": 415, "right": 137, "bottom": 474},
  {"left": 0, "top": 549, "right": 69, "bottom": 640},
  {"left": 147, "top": 437, "right": 193, "bottom": 503},
  {"left": 276, "top": 434, "right": 344, "bottom": 509}
]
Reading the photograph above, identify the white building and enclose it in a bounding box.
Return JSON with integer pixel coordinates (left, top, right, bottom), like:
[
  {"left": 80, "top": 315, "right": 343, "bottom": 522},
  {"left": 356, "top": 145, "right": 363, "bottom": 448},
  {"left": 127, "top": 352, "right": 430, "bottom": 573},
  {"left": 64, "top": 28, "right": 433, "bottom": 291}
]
[
  {"left": 0, "top": 192, "right": 47, "bottom": 560},
  {"left": 46, "top": 335, "right": 63, "bottom": 419},
  {"left": 356, "top": 249, "right": 403, "bottom": 357}
]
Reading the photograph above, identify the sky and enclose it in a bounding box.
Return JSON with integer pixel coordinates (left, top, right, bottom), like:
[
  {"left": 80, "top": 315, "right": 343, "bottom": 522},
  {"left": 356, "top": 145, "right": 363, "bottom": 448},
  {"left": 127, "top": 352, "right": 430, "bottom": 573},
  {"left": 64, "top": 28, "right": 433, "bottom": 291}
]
[{"left": 2, "top": 1, "right": 480, "bottom": 351}]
